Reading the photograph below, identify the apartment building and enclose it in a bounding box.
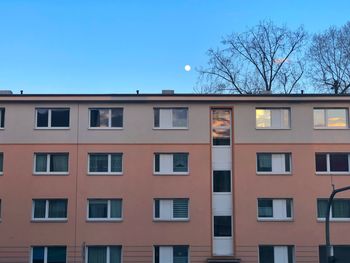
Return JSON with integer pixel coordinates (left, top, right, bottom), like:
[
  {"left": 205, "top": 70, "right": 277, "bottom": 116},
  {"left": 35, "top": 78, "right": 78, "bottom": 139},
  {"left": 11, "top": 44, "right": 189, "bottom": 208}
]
[{"left": 0, "top": 92, "right": 350, "bottom": 263}]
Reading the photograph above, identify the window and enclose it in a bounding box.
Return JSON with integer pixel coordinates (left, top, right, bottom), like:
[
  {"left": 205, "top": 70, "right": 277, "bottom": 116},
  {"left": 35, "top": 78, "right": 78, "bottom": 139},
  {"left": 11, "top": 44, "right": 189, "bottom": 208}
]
[
  {"left": 86, "top": 246, "right": 122, "bottom": 263},
  {"left": 36, "top": 108, "right": 70, "bottom": 128},
  {"left": 212, "top": 109, "right": 231, "bottom": 145},
  {"left": 88, "top": 199, "right": 122, "bottom": 221},
  {"left": 154, "top": 153, "right": 189, "bottom": 174},
  {"left": 256, "top": 108, "right": 290, "bottom": 129},
  {"left": 154, "top": 199, "right": 189, "bottom": 221},
  {"left": 32, "top": 246, "right": 66, "bottom": 263},
  {"left": 259, "top": 245, "right": 294, "bottom": 263},
  {"left": 315, "top": 153, "right": 350, "bottom": 173},
  {"left": 257, "top": 153, "right": 291, "bottom": 174},
  {"left": 88, "top": 153, "right": 122, "bottom": 174},
  {"left": 213, "top": 171, "right": 231, "bottom": 192},
  {"left": 0, "top": 153, "right": 3, "bottom": 174},
  {"left": 0, "top": 108, "right": 4, "bottom": 128},
  {"left": 258, "top": 199, "right": 293, "bottom": 220},
  {"left": 32, "top": 199, "right": 68, "bottom": 220},
  {"left": 319, "top": 245, "right": 350, "bottom": 263},
  {"left": 89, "top": 108, "right": 123, "bottom": 128},
  {"left": 314, "top": 108, "right": 348, "bottom": 128},
  {"left": 317, "top": 199, "right": 350, "bottom": 220},
  {"left": 214, "top": 216, "right": 232, "bottom": 237},
  {"left": 34, "top": 153, "right": 69, "bottom": 174},
  {"left": 0, "top": 199, "right": 2, "bottom": 220},
  {"left": 154, "top": 245, "right": 189, "bottom": 263},
  {"left": 154, "top": 108, "right": 188, "bottom": 129}
]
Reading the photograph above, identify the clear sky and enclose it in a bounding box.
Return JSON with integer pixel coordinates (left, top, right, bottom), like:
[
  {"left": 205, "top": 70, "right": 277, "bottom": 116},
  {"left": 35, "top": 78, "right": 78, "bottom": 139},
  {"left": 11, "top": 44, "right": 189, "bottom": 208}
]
[{"left": 0, "top": 0, "right": 349, "bottom": 94}]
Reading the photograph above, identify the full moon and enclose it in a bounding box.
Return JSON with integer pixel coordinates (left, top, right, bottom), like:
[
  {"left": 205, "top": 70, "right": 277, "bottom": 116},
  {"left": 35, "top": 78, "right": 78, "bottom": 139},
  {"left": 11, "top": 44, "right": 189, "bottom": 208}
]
[{"left": 184, "top": 65, "right": 191, "bottom": 72}]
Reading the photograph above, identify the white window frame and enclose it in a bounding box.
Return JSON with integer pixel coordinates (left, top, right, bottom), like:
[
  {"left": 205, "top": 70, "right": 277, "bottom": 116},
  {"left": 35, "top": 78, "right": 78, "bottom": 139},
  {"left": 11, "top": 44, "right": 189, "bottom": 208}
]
[
  {"left": 257, "top": 198, "right": 293, "bottom": 221},
  {"left": 88, "top": 108, "right": 124, "bottom": 129},
  {"left": 35, "top": 108, "right": 70, "bottom": 129},
  {"left": 33, "top": 153, "right": 69, "bottom": 175},
  {"left": 88, "top": 153, "right": 123, "bottom": 175},
  {"left": 153, "top": 153, "right": 189, "bottom": 175},
  {"left": 85, "top": 245, "right": 122, "bottom": 263},
  {"left": 316, "top": 153, "right": 350, "bottom": 174},
  {"left": 256, "top": 153, "right": 292, "bottom": 175},
  {"left": 0, "top": 108, "right": 4, "bottom": 129},
  {"left": 31, "top": 246, "right": 67, "bottom": 263},
  {"left": 153, "top": 199, "right": 190, "bottom": 221},
  {"left": 153, "top": 245, "right": 190, "bottom": 263},
  {"left": 255, "top": 108, "right": 291, "bottom": 129},
  {"left": 87, "top": 199, "right": 123, "bottom": 222},
  {"left": 32, "top": 199, "right": 68, "bottom": 221},
  {"left": 317, "top": 199, "right": 350, "bottom": 222},
  {"left": 153, "top": 108, "right": 189, "bottom": 130},
  {"left": 313, "top": 108, "right": 349, "bottom": 129}
]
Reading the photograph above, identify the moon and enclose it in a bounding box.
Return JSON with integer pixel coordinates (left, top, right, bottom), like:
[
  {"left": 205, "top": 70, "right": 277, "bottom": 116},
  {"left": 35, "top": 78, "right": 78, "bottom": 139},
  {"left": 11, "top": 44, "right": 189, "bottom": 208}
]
[{"left": 184, "top": 65, "right": 191, "bottom": 72}]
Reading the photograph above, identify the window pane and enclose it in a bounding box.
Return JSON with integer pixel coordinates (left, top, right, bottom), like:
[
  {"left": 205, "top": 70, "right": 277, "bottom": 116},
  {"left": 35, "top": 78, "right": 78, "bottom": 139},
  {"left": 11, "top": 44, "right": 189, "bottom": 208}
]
[
  {"left": 88, "top": 246, "right": 107, "bottom": 263},
  {"left": 213, "top": 171, "right": 231, "bottom": 192},
  {"left": 282, "top": 109, "right": 290, "bottom": 128},
  {"left": 257, "top": 154, "right": 272, "bottom": 172},
  {"left": 47, "top": 247, "right": 66, "bottom": 263},
  {"left": 173, "top": 199, "right": 188, "bottom": 219},
  {"left": 0, "top": 108, "right": 4, "bottom": 128},
  {"left": 89, "top": 200, "right": 108, "bottom": 218},
  {"left": 154, "top": 246, "right": 159, "bottom": 263},
  {"left": 48, "top": 200, "right": 67, "bottom": 218},
  {"left": 172, "top": 109, "right": 188, "bottom": 128},
  {"left": 0, "top": 153, "right": 3, "bottom": 173},
  {"left": 259, "top": 246, "right": 274, "bottom": 263},
  {"left": 330, "top": 153, "right": 349, "bottom": 172},
  {"left": 332, "top": 200, "right": 350, "bottom": 218},
  {"left": 35, "top": 154, "right": 47, "bottom": 172},
  {"left": 314, "top": 109, "right": 325, "bottom": 128},
  {"left": 154, "top": 154, "right": 160, "bottom": 172},
  {"left": 212, "top": 109, "right": 231, "bottom": 145},
  {"left": 111, "top": 109, "right": 123, "bottom": 127},
  {"left": 110, "top": 200, "right": 122, "bottom": 218},
  {"left": 256, "top": 109, "right": 271, "bottom": 128},
  {"left": 32, "top": 247, "right": 45, "bottom": 263},
  {"left": 111, "top": 154, "right": 122, "bottom": 172},
  {"left": 327, "top": 109, "right": 347, "bottom": 127},
  {"left": 154, "top": 108, "right": 160, "bottom": 127},
  {"left": 214, "top": 216, "right": 232, "bottom": 237},
  {"left": 258, "top": 199, "right": 273, "bottom": 217},
  {"left": 286, "top": 199, "right": 292, "bottom": 218},
  {"left": 173, "top": 153, "right": 188, "bottom": 172},
  {"left": 37, "top": 109, "right": 49, "bottom": 127},
  {"left": 89, "top": 154, "right": 108, "bottom": 172},
  {"left": 110, "top": 246, "right": 122, "bottom": 263},
  {"left": 34, "top": 200, "right": 46, "bottom": 218},
  {"left": 316, "top": 154, "right": 327, "bottom": 172},
  {"left": 51, "top": 109, "right": 69, "bottom": 127},
  {"left": 154, "top": 200, "right": 160, "bottom": 218},
  {"left": 173, "top": 246, "right": 188, "bottom": 263},
  {"left": 90, "top": 109, "right": 100, "bottom": 127},
  {"left": 285, "top": 153, "right": 291, "bottom": 172},
  {"left": 96, "top": 109, "right": 109, "bottom": 128},
  {"left": 212, "top": 128, "right": 230, "bottom": 145},
  {"left": 50, "top": 154, "right": 68, "bottom": 172},
  {"left": 212, "top": 109, "right": 230, "bottom": 128},
  {"left": 317, "top": 199, "right": 328, "bottom": 218}
]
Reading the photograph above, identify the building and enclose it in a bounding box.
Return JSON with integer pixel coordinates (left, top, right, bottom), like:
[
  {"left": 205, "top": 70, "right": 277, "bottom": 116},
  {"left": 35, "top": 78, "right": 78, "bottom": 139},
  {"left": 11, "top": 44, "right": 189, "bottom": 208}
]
[{"left": 0, "top": 91, "right": 350, "bottom": 263}]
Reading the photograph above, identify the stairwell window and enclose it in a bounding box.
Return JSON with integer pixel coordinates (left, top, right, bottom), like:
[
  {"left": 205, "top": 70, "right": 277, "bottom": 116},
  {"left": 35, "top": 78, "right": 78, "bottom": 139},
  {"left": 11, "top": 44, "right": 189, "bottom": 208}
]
[
  {"left": 154, "top": 153, "right": 189, "bottom": 175},
  {"left": 316, "top": 153, "right": 350, "bottom": 174},
  {"left": 256, "top": 108, "right": 290, "bottom": 129},
  {"left": 89, "top": 108, "right": 123, "bottom": 128},
  {"left": 88, "top": 153, "right": 122, "bottom": 175},
  {"left": 32, "top": 199, "right": 68, "bottom": 221},
  {"left": 214, "top": 216, "right": 232, "bottom": 237},
  {"left": 154, "top": 199, "right": 189, "bottom": 221},
  {"left": 154, "top": 108, "right": 188, "bottom": 129},
  {"left": 154, "top": 245, "right": 189, "bottom": 263},
  {"left": 212, "top": 109, "right": 231, "bottom": 146},
  {"left": 257, "top": 153, "right": 291, "bottom": 174},
  {"left": 87, "top": 199, "right": 122, "bottom": 221},
  {"left": 34, "top": 153, "right": 69, "bottom": 175},
  {"left": 257, "top": 198, "right": 293, "bottom": 221},
  {"left": 86, "top": 246, "right": 122, "bottom": 263},
  {"left": 0, "top": 108, "right": 5, "bottom": 128},
  {"left": 31, "top": 246, "right": 67, "bottom": 263},
  {"left": 317, "top": 199, "right": 350, "bottom": 220},
  {"left": 259, "top": 245, "right": 294, "bottom": 263},
  {"left": 314, "top": 108, "right": 348, "bottom": 128},
  {"left": 36, "top": 108, "right": 70, "bottom": 128}
]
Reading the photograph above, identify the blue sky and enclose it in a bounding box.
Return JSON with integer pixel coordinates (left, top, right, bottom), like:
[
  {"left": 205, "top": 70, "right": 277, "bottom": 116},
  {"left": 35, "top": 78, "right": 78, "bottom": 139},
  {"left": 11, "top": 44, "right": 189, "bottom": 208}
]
[{"left": 0, "top": 0, "right": 349, "bottom": 94}]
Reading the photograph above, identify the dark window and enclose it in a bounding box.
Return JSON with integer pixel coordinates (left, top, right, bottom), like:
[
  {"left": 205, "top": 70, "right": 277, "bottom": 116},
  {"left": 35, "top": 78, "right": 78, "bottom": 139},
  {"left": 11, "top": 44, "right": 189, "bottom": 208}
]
[
  {"left": 154, "top": 108, "right": 160, "bottom": 127},
  {"left": 111, "top": 109, "right": 123, "bottom": 127},
  {"left": 173, "top": 199, "right": 189, "bottom": 218},
  {"left": 258, "top": 199, "right": 273, "bottom": 217},
  {"left": 154, "top": 154, "right": 160, "bottom": 172},
  {"left": 89, "top": 154, "right": 108, "bottom": 172},
  {"left": 257, "top": 153, "right": 272, "bottom": 172},
  {"left": 285, "top": 154, "right": 291, "bottom": 172},
  {"left": 259, "top": 246, "right": 274, "bottom": 263},
  {"left": 48, "top": 200, "right": 67, "bottom": 218},
  {"left": 316, "top": 154, "right": 327, "bottom": 172},
  {"left": 173, "top": 246, "right": 188, "bottom": 263},
  {"left": 286, "top": 199, "right": 292, "bottom": 218},
  {"left": 32, "top": 247, "right": 45, "bottom": 263},
  {"left": 89, "top": 200, "right": 108, "bottom": 218},
  {"left": 317, "top": 199, "right": 328, "bottom": 218},
  {"left": 154, "top": 200, "right": 160, "bottom": 218},
  {"left": 213, "top": 171, "right": 231, "bottom": 192},
  {"left": 47, "top": 247, "right": 66, "bottom": 263},
  {"left": 330, "top": 153, "right": 349, "bottom": 172},
  {"left": 33, "top": 200, "right": 46, "bottom": 218},
  {"left": 51, "top": 109, "right": 69, "bottom": 127},
  {"left": 0, "top": 153, "right": 3, "bottom": 173},
  {"left": 0, "top": 108, "right": 5, "bottom": 128},
  {"left": 154, "top": 246, "right": 159, "bottom": 263},
  {"left": 319, "top": 245, "right": 350, "bottom": 263},
  {"left": 37, "top": 109, "right": 49, "bottom": 127},
  {"left": 332, "top": 199, "right": 350, "bottom": 218},
  {"left": 214, "top": 216, "right": 232, "bottom": 237},
  {"left": 173, "top": 153, "right": 188, "bottom": 172},
  {"left": 90, "top": 108, "right": 123, "bottom": 128}
]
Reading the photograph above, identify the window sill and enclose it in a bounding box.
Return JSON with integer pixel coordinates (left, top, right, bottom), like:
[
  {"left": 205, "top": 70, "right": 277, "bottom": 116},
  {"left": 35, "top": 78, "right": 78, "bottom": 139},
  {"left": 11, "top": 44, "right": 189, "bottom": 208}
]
[
  {"left": 153, "top": 127, "right": 189, "bottom": 130},
  {"left": 153, "top": 219, "right": 189, "bottom": 222},
  {"left": 314, "top": 127, "right": 349, "bottom": 130},
  {"left": 33, "top": 173, "right": 69, "bottom": 176},
  {"left": 86, "top": 219, "right": 123, "bottom": 222},
  {"left": 256, "top": 172, "right": 292, "bottom": 176},
  {"left": 154, "top": 172, "right": 189, "bottom": 176},
  {"left": 317, "top": 218, "right": 350, "bottom": 222},
  {"left": 316, "top": 172, "right": 350, "bottom": 176},
  {"left": 257, "top": 218, "right": 293, "bottom": 222},
  {"left": 34, "top": 127, "right": 70, "bottom": 130},
  {"left": 88, "top": 127, "right": 124, "bottom": 130},
  {"left": 31, "top": 219, "right": 68, "bottom": 223},
  {"left": 87, "top": 173, "right": 123, "bottom": 176}
]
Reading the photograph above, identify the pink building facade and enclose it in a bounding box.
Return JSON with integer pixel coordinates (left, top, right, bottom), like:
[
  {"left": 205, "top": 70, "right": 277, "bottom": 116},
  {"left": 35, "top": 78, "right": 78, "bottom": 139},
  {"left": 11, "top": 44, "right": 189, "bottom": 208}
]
[{"left": 0, "top": 93, "right": 350, "bottom": 263}]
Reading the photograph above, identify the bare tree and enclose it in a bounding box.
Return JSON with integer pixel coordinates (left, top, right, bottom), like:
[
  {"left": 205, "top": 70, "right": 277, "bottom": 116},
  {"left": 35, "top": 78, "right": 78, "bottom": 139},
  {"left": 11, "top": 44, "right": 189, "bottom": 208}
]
[
  {"left": 197, "top": 20, "right": 307, "bottom": 94},
  {"left": 308, "top": 22, "right": 350, "bottom": 94}
]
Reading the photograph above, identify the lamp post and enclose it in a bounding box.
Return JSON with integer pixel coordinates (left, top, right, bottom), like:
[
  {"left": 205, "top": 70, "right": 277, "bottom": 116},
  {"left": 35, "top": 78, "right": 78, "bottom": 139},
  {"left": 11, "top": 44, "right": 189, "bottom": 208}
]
[{"left": 325, "top": 186, "right": 350, "bottom": 263}]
